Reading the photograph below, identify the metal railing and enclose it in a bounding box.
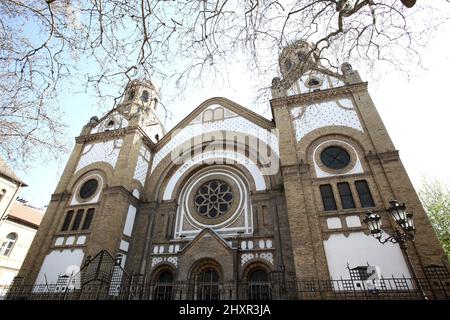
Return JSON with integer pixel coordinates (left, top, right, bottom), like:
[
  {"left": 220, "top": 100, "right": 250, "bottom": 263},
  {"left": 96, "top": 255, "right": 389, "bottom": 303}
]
[
  {"left": 2, "top": 250, "right": 447, "bottom": 300},
  {"left": 1, "top": 276, "right": 448, "bottom": 300}
]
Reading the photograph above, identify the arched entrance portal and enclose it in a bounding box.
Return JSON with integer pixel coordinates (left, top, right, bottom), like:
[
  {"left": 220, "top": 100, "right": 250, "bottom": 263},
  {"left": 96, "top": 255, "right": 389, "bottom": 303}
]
[
  {"left": 153, "top": 270, "right": 174, "bottom": 300},
  {"left": 197, "top": 268, "right": 220, "bottom": 300},
  {"left": 248, "top": 268, "right": 271, "bottom": 300}
]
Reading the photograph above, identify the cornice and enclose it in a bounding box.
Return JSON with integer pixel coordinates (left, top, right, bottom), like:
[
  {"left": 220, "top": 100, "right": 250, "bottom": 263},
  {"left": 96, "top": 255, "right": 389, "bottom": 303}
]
[
  {"left": 75, "top": 126, "right": 155, "bottom": 150},
  {"left": 366, "top": 150, "right": 400, "bottom": 163},
  {"left": 270, "top": 82, "right": 368, "bottom": 108}
]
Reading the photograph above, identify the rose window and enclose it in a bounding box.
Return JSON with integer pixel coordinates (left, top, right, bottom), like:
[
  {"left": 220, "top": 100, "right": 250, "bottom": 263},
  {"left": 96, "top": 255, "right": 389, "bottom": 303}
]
[{"left": 194, "top": 180, "right": 234, "bottom": 218}]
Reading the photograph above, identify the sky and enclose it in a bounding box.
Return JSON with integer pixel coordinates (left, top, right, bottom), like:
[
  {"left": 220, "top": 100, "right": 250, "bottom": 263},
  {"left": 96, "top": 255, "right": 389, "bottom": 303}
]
[{"left": 13, "top": 15, "right": 450, "bottom": 209}]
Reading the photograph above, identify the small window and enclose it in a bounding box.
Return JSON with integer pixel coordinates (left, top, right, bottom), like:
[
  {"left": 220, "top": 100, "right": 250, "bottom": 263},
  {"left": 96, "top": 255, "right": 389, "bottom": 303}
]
[
  {"left": 141, "top": 90, "right": 149, "bottom": 103},
  {"left": 71, "top": 210, "right": 84, "bottom": 231},
  {"left": 82, "top": 208, "right": 95, "bottom": 230},
  {"left": 337, "top": 182, "right": 356, "bottom": 209},
  {"left": 128, "top": 90, "right": 135, "bottom": 101},
  {"left": 0, "top": 233, "right": 17, "bottom": 257},
  {"left": 306, "top": 77, "right": 321, "bottom": 88},
  {"left": 297, "top": 52, "right": 306, "bottom": 62},
  {"left": 355, "top": 180, "right": 375, "bottom": 207},
  {"left": 61, "top": 211, "right": 74, "bottom": 231},
  {"left": 106, "top": 119, "right": 115, "bottom": 127},
  {"left": 285, "top": 59, "right": 292, "bottom": 71},
  {"left": 320, "top": 184, "right": 337, "bottom": 211}
]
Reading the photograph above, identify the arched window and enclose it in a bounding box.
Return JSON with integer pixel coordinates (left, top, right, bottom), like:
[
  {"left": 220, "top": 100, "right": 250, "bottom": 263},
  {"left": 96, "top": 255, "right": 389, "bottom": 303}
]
[
  {"left": 0, "top": 189, "right": 6, "bottom": 203},
  {"left": 197, "top": 268, "right": 220, "bottom": 300},
  {"left": 248, "top": 268, "right": 271, "bottom": 300},
  {"left": 0, "top": 233, "right": 17, "bottom": 257},
  {"left": 153, "top": 271, "right": 174, "bottom": 300}
]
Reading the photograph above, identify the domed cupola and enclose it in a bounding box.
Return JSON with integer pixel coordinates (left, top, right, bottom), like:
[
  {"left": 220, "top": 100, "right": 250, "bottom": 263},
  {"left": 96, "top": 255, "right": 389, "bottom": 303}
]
[{"left": 278, "top": 40, "right": 320, "bottom": 79}]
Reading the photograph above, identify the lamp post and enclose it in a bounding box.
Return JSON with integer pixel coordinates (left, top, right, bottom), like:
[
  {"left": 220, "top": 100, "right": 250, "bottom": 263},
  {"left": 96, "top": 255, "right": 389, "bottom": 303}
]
[{"left": 363, "top": 200, "right": 426, "bottom": 298}]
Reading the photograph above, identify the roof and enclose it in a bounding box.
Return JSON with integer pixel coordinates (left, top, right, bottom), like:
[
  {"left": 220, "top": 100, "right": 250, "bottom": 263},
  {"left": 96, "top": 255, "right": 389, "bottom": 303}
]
[
  {"left": 0, "top": 158, "right": 27, "bottom": 186},
  {"left": 6, "top": 202, "right": 44, "bottom": 229}
]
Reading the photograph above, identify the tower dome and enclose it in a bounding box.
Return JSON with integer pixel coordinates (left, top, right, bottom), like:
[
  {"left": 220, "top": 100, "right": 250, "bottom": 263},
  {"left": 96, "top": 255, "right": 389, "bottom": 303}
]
[{"left": 278, "top": 40, "right": 319, "bottom": 78}]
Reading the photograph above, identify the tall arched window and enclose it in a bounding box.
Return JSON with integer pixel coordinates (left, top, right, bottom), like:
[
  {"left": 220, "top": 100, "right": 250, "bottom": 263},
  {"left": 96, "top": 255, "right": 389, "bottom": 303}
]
[
  {"left": 0, "top": 233, "right": 17, "bottom": 257},
  {"left": 197, "top": 268, "right": 220, "bottom": 300},
  {"left": 248, "top": 268, "right": 271, "bottom": 300},
  {"left": 153, "top": 271, "right": 174, "bottom": 300}
]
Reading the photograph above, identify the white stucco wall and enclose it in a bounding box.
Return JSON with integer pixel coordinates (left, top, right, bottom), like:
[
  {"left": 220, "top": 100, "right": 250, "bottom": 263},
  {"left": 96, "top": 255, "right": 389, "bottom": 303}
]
[
  {"left": 35, "top": 249, "right": 84, "bottom": 285},
  {"left": 122, "top": 205, "right": 136, "bottom": 237},
  {"left": 323, "top": 232, "right": 411, "bottom": 280}
]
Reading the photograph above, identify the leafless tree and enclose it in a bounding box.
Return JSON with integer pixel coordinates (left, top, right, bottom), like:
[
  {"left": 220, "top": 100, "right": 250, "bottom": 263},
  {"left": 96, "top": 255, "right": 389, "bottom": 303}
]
[{"left": 1, "top": 0, "right": 449, "bottom": 168}]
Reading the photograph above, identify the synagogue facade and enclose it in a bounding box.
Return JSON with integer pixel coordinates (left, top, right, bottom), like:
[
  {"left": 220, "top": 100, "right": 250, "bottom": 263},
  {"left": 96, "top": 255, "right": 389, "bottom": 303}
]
[{"left": 16, "top": 41, "right": 448, "bottom": 299}]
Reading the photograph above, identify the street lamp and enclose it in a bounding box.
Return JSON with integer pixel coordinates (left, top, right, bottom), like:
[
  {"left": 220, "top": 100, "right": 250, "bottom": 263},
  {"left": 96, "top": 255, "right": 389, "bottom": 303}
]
[
  {"left": 363, "top": 200, "right": 415, "bottom": 245},
  {"left": 363, "top": 200, "right": 426, "bottom": 298}
]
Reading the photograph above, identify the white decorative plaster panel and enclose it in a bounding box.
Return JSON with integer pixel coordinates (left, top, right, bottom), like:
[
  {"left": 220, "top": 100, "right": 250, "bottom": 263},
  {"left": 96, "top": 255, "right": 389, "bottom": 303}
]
[
  {"left": 34, "top": 249, "right": 84, "bottom": 285},
  {"left": 291, "top": 98, "right": 363, "bottom": 142},
  {"left": 323, "top": 232, "right": 411, "bottom": 280},
  {"left": 346, "top": 216, "right": 361, "bottom": 228},
  {"left": 54, "top": 237, "right": 64, "bottom": 246},
  {"left": 133, "top": 145, "right": 151, "bottom": 186},
  {"left": 76, "top": 139, "right": 122, "bottom": 173},
  {"left": 151, "top": 256, "right": 178, "bottom": 268},
  {"left": 241, "top": 252, "right": 274, "bottom": 266},
  {"left": 66, "top": 236, "right": 75, "bottom": 245},
  {"left": 120, "top": 240, "right": 129, "bottom": 252},
  {"left": 151, "top": 109, "right": 279, "bottom": 172},
  {"left": 327, "top": 218, "right": 342, "bottom": 229},
  {"left": 76, "top": 236, "right": 86, "bottom": 245},
  {"left": 123, "top": 205, "right": 137, "bottom": 237}
]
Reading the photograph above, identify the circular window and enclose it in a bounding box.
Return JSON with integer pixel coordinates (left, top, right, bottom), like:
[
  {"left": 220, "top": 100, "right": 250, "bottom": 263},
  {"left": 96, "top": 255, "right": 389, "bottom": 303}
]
[
  {"left": 320, "top": 146, "right": 350, "bottom": 170},
  {"left": 194, "top": 180, "right": 233, "bottom": 219},
  {"left": 79, "top": 179, "right": 99, "bottom": 200}
]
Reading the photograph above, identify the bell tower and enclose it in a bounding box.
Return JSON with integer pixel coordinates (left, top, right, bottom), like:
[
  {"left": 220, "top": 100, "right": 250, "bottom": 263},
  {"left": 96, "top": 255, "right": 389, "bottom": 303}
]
[
  {"left": 271, "top": 40, "right": 447, "bottom": 282},
  {"left": 17, "top": 78, "right": 163, "bottom": 287},
  {"left": 118, "top": 79, "right": 165, "bottom": 143}
]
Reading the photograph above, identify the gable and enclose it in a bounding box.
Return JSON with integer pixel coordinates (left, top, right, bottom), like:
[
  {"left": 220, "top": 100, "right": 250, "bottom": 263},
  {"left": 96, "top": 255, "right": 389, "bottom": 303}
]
[
  {"left": 150, "top": 97, "right": 279, "bottom": 172},
  {"left": 180, "top": 228, "right": 232, "bottom": 255}
]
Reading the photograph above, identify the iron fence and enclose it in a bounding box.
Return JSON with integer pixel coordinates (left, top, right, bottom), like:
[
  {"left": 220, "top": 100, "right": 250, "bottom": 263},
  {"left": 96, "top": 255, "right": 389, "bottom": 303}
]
[
  {"left": 1, "top": 250, "right": 448, "bottom": 300},
  {"left": 1, "top": 276, "right": 448, "bottom": 300}
]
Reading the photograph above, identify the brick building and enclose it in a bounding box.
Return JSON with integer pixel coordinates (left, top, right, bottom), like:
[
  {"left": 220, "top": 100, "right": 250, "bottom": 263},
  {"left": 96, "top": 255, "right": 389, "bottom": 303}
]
[{"left": 16, "top": 41, "right": 448, "bottom": 299}]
